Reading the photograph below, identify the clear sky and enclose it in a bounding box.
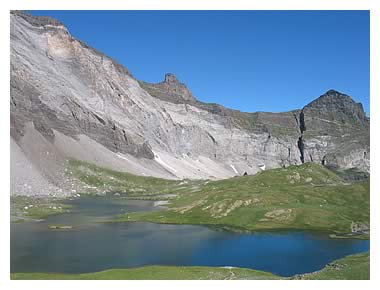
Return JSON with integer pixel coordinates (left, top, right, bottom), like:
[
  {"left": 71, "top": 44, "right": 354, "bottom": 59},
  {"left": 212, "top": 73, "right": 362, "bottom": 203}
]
[{"left": 29, "top": 10, "right": 370, "bottom": 114}]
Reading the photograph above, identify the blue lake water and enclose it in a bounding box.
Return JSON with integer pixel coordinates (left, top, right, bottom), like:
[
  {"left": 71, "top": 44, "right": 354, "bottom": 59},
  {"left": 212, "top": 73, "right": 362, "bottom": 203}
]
[{"left": 10, "top": 196, "right": 369, "bottom": 277}]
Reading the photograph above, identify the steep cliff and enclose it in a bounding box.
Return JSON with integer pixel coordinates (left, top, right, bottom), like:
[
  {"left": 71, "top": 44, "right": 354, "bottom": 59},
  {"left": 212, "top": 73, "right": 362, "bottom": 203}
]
[{"left": 10, "top": 11, "right": 370, "bottom": 196}]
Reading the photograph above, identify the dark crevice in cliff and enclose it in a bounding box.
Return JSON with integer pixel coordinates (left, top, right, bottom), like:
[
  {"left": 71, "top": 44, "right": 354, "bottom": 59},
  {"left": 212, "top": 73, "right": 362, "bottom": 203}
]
[
  {"left": 207, "top": 132, "right": 217, "bottom": 144},
  {"left": 299, "top": 111, "right": 306, "bottom": 134},
  {"left": 322, "top": 155, "right": 326, "bottom": 166},
  {"left": 122, "top": 129, "right": 128, "bottom": 143},
  {"left": 297, "top": 110, "right": 306, "bottom": 163},
  {"left": 92, "top": 113, "right": 106, "bottom": 125},
  {"left": 297, "top": 136, "right": 305, "bottom": 163}
]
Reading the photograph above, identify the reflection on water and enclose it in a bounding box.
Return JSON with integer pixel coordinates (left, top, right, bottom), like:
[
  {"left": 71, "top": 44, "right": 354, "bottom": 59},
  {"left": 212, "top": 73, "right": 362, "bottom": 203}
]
[{"left": 11, "top": 196, "right": 369, "bottom": 276}]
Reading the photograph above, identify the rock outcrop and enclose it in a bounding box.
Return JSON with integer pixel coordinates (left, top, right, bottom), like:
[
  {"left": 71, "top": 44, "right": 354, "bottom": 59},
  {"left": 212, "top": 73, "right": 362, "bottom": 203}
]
[
  {"left": 140, "top": 73, "right": 196, "bottom": 104},
  {"left": 10, "top": 11, "right": 370, "bottom": 196},
  {"left": 304, "top": 89, "right": 368, "bottom": 127}
]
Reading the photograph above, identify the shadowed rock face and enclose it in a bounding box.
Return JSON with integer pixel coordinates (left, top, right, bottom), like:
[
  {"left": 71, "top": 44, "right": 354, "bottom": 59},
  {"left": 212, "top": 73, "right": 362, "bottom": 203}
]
[
  {"left": 297, "top": 136, "right": 305, "bottom": 164},
  {"left": 304, "top": 89, "right": 369, "bottom": 127},
  {"left": 299, "top": 111, "right": 306, "bottom": 134},
  {"left": 10, "top": 11, "right": 370, "bottom": 195}
]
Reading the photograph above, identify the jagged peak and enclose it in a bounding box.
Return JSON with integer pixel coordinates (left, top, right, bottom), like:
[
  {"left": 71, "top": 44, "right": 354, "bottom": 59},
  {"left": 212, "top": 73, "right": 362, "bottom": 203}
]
[
  {"left": 163, "top": 73, "right": 180, "bottom": 84},
  {"left": 139, "top": 73, "right": 196, "bottom": 104}
]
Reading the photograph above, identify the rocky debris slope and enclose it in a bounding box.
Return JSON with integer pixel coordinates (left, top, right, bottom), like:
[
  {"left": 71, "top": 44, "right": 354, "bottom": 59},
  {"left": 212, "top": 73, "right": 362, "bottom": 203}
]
[{"left": 10, "top": 11, "right": 370, "bottom": 196}]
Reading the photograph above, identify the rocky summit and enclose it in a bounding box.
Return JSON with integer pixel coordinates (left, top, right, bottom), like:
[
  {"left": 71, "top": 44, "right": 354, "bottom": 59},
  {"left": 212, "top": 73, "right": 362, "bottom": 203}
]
[{"left": 10, "top": 11, "right": 369, "bottom": 196}]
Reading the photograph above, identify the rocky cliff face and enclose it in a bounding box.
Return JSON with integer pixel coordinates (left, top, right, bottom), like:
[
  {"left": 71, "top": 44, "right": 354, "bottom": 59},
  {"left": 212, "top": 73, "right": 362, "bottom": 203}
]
[{"left": 10, "top": 11, "right": 370, "bottom": 196}]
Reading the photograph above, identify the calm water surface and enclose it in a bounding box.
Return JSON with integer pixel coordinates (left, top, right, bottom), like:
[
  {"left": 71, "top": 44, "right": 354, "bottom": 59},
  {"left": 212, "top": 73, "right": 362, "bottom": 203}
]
[{"left": 11, "top": 196, "right": 369, "bottom": 277}]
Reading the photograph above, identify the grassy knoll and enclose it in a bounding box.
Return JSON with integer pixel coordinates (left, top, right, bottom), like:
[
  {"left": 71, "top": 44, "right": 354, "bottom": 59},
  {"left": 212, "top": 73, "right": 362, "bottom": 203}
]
[
  {"left": 10, "top": 195, "right": 71, "bottom": 222},
  {"left": 11, "top": 251, "right": 369, "bottom": 280},
  {"left": 107, "top": 162, "right": 369, "bottom": 235}
]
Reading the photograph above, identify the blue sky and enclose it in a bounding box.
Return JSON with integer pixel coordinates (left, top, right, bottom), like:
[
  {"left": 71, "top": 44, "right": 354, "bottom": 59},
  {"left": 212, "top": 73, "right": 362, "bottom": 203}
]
[{"left": 29, "top": 10, "right": 370, "bottom": 114}]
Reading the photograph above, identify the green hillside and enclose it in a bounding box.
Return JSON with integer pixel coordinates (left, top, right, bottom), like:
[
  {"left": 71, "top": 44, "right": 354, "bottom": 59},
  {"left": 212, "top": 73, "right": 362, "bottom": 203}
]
[{"left": 107, "top": 162, "right": 369, "bottom": 235}]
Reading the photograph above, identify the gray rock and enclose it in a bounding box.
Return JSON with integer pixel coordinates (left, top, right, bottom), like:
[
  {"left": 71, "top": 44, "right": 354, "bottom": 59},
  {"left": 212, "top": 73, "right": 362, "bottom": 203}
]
[{"left": 10, "top": 11, "right": 370, "bottom": 196}]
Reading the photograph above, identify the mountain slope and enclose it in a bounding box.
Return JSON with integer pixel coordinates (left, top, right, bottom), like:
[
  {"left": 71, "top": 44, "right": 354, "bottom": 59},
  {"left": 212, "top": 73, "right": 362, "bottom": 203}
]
[{"left": 10, "top": 11, "right": 369, "bottom": 196}]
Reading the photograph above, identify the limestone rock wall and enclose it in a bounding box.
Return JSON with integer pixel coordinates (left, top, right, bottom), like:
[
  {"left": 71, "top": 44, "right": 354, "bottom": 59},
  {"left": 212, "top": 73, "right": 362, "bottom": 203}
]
[{"left": 10, "top": 11, "right": 370, "bottom": 195}]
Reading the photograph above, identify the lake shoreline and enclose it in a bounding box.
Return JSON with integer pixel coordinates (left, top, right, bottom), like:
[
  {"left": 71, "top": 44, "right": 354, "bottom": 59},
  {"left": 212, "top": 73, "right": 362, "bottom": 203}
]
[
  {"left": 10, "top": 251, "right": 370, "bottom": 280},
  {"left": 11, "top": 192, "right": 370, "bottom": 240},
  {"left": 11, "top": 196, "right": 369, "bottom": 278}
]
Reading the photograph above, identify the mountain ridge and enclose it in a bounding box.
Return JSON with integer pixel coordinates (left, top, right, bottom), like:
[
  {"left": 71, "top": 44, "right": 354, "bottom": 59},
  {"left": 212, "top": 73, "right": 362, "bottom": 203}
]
[{"left": 10, "top": 11, "right": 370, "bottom": 196}]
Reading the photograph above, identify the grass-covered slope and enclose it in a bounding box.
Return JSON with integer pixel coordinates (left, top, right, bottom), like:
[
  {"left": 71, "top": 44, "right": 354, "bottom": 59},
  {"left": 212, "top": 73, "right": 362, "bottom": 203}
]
[
  {"left": 10, "top": 196, "right": 71, "bottom": 222},
  {"left": 106, "top": 162, "right": 369, "bottom": 235},
  {"left": 11, "top": 265, "right": 280, "bottom": 280},
  {"left": 67, "top": 159, "right": 202, "bottom": 198},
  {"left": 66, "top": 160, "right": 369, "bottom": 235}
]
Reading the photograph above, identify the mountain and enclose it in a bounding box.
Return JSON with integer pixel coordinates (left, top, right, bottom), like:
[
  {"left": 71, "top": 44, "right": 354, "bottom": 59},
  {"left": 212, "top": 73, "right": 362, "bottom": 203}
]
[{"left": 10, "top": 11, "right": 370, "bottom": 196}]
